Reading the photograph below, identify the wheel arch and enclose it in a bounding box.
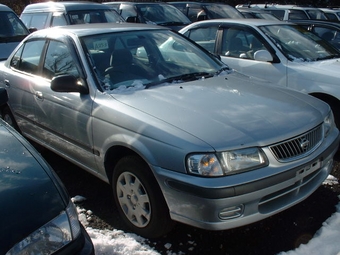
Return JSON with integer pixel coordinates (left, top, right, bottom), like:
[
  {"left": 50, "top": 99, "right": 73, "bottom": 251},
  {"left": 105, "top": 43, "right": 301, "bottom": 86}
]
[
  {"left": 310, "top": 92, "right": 340, "bottom": 126},
  {"left": 104, "top": 145, "right": 156, "bottom": 186}
]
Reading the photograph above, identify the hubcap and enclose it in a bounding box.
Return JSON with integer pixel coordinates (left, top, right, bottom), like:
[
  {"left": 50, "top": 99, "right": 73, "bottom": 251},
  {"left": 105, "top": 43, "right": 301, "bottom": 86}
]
[
  {"left": 3, "top": 114, "right": 13, "bottom": 126},
  {"left": 116, "top": 172, "right": 151, "bottom": 227}
]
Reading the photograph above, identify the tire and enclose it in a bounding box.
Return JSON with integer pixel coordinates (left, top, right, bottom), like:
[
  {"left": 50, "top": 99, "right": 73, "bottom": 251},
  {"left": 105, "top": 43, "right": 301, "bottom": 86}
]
[
  {"left": 1, "top": 106, "right": 19, "bottom": 131},
  {"left": 112, "top": 155, "right": 174, "bottom": 238}
]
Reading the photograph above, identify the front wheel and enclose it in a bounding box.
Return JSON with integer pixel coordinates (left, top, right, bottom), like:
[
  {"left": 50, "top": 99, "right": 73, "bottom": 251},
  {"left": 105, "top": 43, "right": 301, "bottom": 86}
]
[{"left": 112, "top": 155, "right": 174, "bottom": 238}]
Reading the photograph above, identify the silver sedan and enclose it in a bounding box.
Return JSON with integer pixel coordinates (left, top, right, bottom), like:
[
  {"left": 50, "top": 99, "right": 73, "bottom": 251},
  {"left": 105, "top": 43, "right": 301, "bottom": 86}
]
[{"left": 0, "top": 23, "right": 339, "bottom": 238}]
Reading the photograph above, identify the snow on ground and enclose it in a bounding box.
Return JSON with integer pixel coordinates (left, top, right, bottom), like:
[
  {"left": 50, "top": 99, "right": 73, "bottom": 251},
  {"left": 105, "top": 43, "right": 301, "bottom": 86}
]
[{"left": 75, "top": 175, "right": 340, "bottom": 255}]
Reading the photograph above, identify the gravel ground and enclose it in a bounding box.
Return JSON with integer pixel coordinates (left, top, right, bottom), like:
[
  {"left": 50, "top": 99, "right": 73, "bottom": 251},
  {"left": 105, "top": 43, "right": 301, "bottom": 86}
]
[{"left": 41, "top": 149, "right": 340, "bottom": 255}]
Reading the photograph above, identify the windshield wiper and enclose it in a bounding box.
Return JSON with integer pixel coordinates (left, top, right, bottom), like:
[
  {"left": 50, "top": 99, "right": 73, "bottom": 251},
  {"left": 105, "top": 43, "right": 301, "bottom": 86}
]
[
  {"left": 145, "top": 72, "right": 212, "bottom": 88},
  {"left": 316, "top": 55, "right": 340, "bottom": 61}
]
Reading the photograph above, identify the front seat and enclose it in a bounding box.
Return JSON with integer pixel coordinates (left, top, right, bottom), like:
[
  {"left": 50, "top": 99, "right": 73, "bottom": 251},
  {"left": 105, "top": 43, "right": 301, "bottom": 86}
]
[{"left": 105, "top": 49, "right": 145, "bottom": 85}]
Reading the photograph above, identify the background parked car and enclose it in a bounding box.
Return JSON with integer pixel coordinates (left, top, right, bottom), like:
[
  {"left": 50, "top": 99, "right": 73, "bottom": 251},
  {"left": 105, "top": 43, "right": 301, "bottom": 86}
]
[
  {"left": 0, "top": 4, "right": 30, "bottom": 61},
  {"left": 180, "top": 19, "right": 340, "bottom": 127},
  {"left": 238, "top": 8, "right": 280, "bottom": 20},
  {"left": 20, "top": 1, "right": 124, "bottom": 30},
  {"left": 319, "top": 7, "right": 340, "bottom": 21},
  {"left": 104, "top": 1, "right": 191, "bottom": 30},
  {"left": 0, "top": 22, "right": 338, "bottom": 239},
  {"left": 290, "top": 19, "right": 340, "bottom": 50},
  {"left": 168, "top": 2, "right": 244, "bottom": 22},
  {"left": 236, "top": 4, "right": 328, "bottom": 20},
  {"left": 0, "top": 88, "right": 94, "bottom": 255}
]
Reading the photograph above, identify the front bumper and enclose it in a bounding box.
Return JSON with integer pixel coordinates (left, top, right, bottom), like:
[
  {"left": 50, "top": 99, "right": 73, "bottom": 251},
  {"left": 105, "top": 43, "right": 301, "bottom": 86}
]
[{"left": 154, "top": 131, "right": 340, "bottom": 231}]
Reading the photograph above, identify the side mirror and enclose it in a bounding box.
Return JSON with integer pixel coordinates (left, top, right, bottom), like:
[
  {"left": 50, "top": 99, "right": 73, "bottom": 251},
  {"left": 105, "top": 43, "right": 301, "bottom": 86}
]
[
  {"left": 126, "top": 16, "right": 138, "bottom": 23},
  {"left": 29, "top": 27, "right": 38, "bottom": 33},
  {"left": 253, "top": 50, "right": 273, "bottom": 62},
  {"left": 0, "top": 88, "right": 8, "bottom": 106},
  {"left": 51, "top": 75, "right": 88, "bottom": 94}
]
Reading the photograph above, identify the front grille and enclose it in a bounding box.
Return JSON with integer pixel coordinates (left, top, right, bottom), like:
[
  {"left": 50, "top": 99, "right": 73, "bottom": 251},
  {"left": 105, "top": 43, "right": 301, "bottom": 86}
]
[{"left": 269, "top": 125, "right": 323, "bottom": 162}]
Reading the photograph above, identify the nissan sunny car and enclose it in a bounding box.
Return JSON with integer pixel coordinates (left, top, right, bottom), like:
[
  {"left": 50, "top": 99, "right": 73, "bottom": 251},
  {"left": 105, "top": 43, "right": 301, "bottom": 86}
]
[
  {"left": 180, "top": 19, "right": 340, "bottom": 127},
  {"left": 0, "top": 23, "right": 339, "bottom": 238},
  {"left": 0, "top": 88, "right": 94, "bottom": 255}
]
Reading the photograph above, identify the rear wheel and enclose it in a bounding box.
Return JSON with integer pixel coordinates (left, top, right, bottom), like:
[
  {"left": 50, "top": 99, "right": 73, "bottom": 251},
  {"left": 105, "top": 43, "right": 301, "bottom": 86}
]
[
  {"left": 1, "top": 106, "right": 19, "bottom": 131},
  {"left": 112, "top": 155, "right": 174, "bottom": 238}
]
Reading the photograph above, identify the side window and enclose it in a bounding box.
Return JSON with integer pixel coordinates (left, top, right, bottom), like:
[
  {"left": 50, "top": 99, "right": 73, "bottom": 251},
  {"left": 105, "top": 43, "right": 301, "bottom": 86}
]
[
  {"left": 324, "top": 13, "right": 338, "bottom": 21},
  {"left": 10, "top": 40, "right": 45, "bottom": 74},
  {"left": 42, "top": 40, "right": 79, "bottom": 80},
  {"left": 268, "top": 10, "right": 285, "bottom": 20},
  {"left": 288, "top": 10, "right": 308, "bottom": 20},
  {"left": 313, "top": 27, "right": 334, "bottom": 41},
  {"left": 186, "top": 26, "right": 218, "bottom": 53},
  {"left": 28, "top": 13, "right": 50, "bottom": 29},
  {"left": 222, "top": 28, "right": 265, "bottom": 60},
  {"left": 51, "top": 13, "right": 67, "bottom": 27}
]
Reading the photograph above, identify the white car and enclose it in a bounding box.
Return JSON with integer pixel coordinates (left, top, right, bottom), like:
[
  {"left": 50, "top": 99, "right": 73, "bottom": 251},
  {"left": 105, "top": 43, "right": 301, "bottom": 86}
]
[{"left": 180, "top": 19, "right": 340, "bottom": 126}]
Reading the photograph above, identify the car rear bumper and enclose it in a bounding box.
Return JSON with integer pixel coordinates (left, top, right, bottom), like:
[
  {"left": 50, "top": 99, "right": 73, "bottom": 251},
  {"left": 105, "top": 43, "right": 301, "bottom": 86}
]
[{"left": 154, "top": 132, "right": 340, "bottom": 231}]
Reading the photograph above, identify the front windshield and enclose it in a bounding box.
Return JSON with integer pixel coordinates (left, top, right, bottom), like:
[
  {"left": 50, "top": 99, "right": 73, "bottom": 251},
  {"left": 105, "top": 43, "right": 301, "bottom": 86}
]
[
  {"left": 68, "top": 10, "right": 124, "bottom": 24},
  {"left": 82, "top": 29, "right": 228, "bottom": 91},
  {"left": 205, "top": 4, "right": 244, "bottom": 19},
  {"left": 0, "top": 11, "right": 29, "bottom": 40},
  {"left": 137, "top": 4, "right": 191, "bottom": 25},
  {"left": 260, "top": 24, "right": 340, "bottom": 61}
]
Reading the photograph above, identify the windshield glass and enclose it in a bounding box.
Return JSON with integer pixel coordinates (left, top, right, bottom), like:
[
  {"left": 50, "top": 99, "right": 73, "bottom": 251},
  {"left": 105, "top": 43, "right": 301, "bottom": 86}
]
[
  {"left": 0, "top": 11, "right": 29, "bottom": 40},
  {"left": 205, "top": 4, "right": 244, "bottom": 19},
  {"left": 82, "top": 29, "right": 227, "bottom": 92},
  {"left": 67, "top": 10, "right": 124, "bottom": 24},
  {"left": 137, "top": 4, "right": 191, "bottom": 25},
  {"left": 260, "top": 24, "right": 340, "bottom": 62}
]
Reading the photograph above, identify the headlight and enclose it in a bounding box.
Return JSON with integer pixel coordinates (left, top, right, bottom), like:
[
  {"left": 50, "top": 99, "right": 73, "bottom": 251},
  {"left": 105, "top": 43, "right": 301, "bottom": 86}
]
[
  {"left": 219, "top": 148, "right": 268, "bottom": 174},
  {"left": 6, "top": 202, "right": 81, "bottom": 255},
  {"left": 187, "top": 148, "right": 268, "bottom": 177},
  {"left": 324, "top": 110, "right": 335, "bottom": 137}
]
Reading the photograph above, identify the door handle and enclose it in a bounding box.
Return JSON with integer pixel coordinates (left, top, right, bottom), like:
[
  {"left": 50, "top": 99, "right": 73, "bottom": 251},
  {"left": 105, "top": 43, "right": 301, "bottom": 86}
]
[
  {"left": 4, "top": 79, "right": 9, "bottom": 88},
  {"left": 35, "top": 91, "right": 44, "bottom": 100}
]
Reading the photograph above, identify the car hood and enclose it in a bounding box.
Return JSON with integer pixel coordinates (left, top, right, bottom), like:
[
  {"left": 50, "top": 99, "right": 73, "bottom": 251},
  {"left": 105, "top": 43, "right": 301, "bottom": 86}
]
[
  {"left": 0, "top": 121, "right": 66, "bottom": 254},
  {"left": 110, "top": 73, "right": 328, "bottom": 149}
]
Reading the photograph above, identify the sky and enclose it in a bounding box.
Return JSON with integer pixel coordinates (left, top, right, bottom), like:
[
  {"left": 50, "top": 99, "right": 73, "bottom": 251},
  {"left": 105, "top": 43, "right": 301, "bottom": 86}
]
[{"left": 74, "top": 174, "right": 340, "bottom": 255}]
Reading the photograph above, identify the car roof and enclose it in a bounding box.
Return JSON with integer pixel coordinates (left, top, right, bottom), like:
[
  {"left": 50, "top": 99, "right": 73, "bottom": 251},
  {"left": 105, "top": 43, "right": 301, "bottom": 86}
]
[
  {"left": 28, "top": 22, "right": 167, "bottom": 38},
  {"left": 0, "top": 4, "right": 15, "bottom": 12},
  {"left": 184, "top": 18, "right": 287, "bottom": 27},
  {"left": 169, "top": 2, "right": 232, "bottom": 5},
  {"left": 289, "top": 19, "right": 340, "bottom": 27},
  {"left": 104, "top": 1, "right": 172, "bottom": 5},
  {"left": 22, "top": 1, "right": 114, "bottom": 13},
  {"left": 236, "top": 4, "right": 322, "bottom": 10}
]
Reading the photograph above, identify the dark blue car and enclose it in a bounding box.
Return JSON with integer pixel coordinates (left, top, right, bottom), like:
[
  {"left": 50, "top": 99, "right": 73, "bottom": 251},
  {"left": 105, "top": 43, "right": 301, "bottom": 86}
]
[{"left": 0, "top": 88, "right": 94, "bottom": 255}]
